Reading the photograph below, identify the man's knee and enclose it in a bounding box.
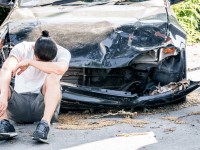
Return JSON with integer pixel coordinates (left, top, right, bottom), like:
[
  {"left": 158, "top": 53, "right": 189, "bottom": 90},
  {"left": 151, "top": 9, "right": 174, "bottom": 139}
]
[{"left": 0, "top": 85, "right": 12, "bottom": 100}]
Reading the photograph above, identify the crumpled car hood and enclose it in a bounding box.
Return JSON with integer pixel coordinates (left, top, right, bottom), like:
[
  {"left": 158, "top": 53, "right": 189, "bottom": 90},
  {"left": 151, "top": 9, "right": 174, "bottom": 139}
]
[{"left": 6, "top": 0, "right": 170, "bottom": 68}]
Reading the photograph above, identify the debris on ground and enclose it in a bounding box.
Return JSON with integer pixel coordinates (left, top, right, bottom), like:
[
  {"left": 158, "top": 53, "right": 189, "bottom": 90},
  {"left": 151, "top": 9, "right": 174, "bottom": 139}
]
[
  {"left": 119, "top": 118, "right": 150, "bottom": 128},
  {"left": 164, "top": 128, "right": 176, "bottom": 134},
  {"left": 174, "top": 120, "right": 187, "bottom": 124},
  {"left": 88, "top": 110, "right": 137, "bottom": 119},
  {"left": 160, "top": 116, "right": 187, "bottom": 124},
  {"left": 189, "top": 111, "right": 200, "bottom": 115},
  {"left": 57, "top": 91, "right": 200, "bottom": 130},
  {"left": 56, "top": 119, "right": 118, "bottom": 130},
  {"left": 56, "top": 110, "right": 149, "bottom": 130},
  {"left": 161, "top": 117, "right": 178, "bottom": 121},
  {"left": 159, "top": 110, "right": 200, "bottom": 125}
]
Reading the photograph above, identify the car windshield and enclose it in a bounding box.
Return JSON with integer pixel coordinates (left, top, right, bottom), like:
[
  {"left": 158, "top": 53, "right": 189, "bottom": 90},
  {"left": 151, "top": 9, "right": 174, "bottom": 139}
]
[{"left": 20, "top": 0, "right": 147, "bottom": 7}]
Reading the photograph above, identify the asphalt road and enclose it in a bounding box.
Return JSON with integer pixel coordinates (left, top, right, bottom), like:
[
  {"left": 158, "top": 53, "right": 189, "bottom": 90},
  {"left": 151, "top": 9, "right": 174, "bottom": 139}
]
[
  {"left": 1, "top": 44, "right": 200, "bottom": 150},
  {"left": 1, "top": 97, "right": 200, "bottom": 150}
]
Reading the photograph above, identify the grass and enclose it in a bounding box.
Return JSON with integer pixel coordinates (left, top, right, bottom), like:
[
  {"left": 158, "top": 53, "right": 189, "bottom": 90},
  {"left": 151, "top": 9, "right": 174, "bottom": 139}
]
[{"left": 172, "top": 0, "right": 200, "bottom": 43}]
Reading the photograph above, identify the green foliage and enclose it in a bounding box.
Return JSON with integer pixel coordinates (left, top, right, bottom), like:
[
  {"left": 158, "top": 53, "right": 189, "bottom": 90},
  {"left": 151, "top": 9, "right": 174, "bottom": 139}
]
[
  {"left": 172, "top": 0, "right": 200, "bottom": 43},
  {"left": 0, "top": 7, "right": 9, "bottom": 25}
]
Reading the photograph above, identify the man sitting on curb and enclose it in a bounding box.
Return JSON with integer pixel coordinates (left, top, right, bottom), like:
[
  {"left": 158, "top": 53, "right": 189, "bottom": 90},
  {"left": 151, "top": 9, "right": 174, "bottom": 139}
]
[{"left": 0, "top": 30, "right": 71, "bottom": 143}]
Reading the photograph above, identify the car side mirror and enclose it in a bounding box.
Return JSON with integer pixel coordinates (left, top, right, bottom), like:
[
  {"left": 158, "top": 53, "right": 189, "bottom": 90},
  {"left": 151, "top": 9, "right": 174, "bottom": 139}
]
[
  {"left": 0, "top": 0, "right": 14, "bottom": 8},
  {"left": 169, "top": 0, "right": 184, "bottom": 5}
]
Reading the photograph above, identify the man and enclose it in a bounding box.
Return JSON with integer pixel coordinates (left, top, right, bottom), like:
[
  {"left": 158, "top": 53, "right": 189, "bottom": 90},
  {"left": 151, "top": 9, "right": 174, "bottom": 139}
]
[{"left": 0, "top": 30, "right": 71, "bottom": 143}]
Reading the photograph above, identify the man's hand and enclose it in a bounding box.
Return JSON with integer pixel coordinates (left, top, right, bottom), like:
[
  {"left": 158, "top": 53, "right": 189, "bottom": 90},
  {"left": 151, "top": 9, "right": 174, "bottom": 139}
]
[
  {"left": 0, "top": 99, "right": 8, "bottom": 117},
  {"left": 12, "top": 59, "right": 30, "bottom": 76}
]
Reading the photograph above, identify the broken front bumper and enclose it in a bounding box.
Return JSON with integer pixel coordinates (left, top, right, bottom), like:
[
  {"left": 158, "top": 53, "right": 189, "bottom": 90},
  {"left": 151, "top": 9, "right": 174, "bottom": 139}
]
[{"left": 61, "top": 80, "right": 200, "bottom": 109}]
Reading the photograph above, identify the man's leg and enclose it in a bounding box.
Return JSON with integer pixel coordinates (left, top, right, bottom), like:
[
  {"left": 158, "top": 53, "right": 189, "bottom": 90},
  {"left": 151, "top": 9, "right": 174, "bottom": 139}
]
[
  {"left": 0, "top": 86, "right": 17, "bottom": 141},
  {"left": 41, "top": 73, "right": 61, "bottom": 126},
  {"left": 32, "top": 73, "right": 61, "bottom": 142}
]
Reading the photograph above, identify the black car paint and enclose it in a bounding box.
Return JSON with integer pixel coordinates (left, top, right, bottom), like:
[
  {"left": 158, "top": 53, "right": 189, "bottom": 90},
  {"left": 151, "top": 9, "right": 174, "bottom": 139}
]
[{"left": 61, "top": 81, "right": 199, "bottom": 109}]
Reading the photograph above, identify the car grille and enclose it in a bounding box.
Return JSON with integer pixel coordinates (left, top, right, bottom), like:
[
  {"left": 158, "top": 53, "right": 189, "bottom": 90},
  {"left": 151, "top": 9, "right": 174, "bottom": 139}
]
[{"left": 61, "top": 67, "right": 125, "bottom": 89}]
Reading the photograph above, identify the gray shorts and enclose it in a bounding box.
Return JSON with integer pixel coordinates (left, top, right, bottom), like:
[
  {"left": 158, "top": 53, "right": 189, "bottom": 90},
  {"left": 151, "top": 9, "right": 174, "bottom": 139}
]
[{"left": 7, "top": 87, "right": 61, "bottom": 124}]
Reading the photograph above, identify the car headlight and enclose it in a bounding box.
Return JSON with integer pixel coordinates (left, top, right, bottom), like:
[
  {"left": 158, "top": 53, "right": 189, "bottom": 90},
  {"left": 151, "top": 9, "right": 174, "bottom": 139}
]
[{"left": 159, "top": 46, "right": 178, "bottom": 61}]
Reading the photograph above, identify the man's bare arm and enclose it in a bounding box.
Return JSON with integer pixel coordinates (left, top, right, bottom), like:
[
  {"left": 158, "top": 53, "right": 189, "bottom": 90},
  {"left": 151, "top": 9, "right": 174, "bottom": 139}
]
[
  {"left": 13, "top": 60, "right": 68, "bottom": 76},
  {"left": 30, "top": 60, "right": 68, "bottom": 75}
]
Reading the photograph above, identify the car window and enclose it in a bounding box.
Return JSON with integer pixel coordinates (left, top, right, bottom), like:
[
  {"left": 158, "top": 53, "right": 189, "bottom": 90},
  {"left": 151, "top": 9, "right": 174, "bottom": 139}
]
[{"left": 20, "top": 0, "right": 149, "bottom": 7}]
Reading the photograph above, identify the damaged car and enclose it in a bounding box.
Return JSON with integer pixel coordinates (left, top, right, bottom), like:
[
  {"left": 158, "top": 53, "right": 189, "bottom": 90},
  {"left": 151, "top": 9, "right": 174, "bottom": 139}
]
[{"left": 0, "top": 0, "right": 199, "bottom": 109}]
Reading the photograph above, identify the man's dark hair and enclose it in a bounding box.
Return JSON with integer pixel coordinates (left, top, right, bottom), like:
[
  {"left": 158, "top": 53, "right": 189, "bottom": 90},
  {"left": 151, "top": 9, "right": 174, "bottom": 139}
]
[{"left": 34, "top": 30, "right": 57, "bottom": 61}]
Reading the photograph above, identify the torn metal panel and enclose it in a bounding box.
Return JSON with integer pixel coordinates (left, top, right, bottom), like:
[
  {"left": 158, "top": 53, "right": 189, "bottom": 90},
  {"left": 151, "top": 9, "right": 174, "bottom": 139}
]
[{"left": 150, "top": 79, "right": 190, "bottom": 95}]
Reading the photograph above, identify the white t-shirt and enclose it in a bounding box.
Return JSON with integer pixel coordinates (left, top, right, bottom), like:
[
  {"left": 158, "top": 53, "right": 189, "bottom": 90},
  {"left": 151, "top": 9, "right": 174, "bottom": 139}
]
[{"left": 9, "top": 41, "right": 71, "bottom": 93}]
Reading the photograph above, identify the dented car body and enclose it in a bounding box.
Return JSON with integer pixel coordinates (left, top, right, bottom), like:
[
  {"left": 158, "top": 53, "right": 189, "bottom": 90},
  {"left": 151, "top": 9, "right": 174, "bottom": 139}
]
[{"left": 0, "top": 0, "right": 199, "bottom": 109}]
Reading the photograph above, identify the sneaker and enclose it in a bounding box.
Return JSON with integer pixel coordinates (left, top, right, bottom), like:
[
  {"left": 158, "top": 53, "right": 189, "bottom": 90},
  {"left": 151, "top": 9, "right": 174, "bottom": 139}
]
[
  {"left": 0, "top": 119, "right": 17, "bottom": 141},
  {"left": 32, "top": 120, "right": 49, "bottom": 143}
]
